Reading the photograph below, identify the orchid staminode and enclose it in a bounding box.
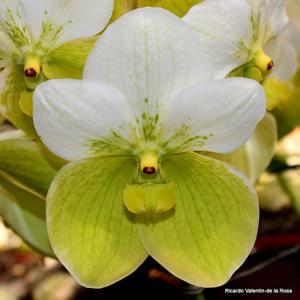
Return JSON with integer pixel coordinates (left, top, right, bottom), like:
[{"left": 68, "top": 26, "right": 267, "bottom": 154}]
[
  {"left": 33, "top": 8, "right": 266, "bottom": 288},
  {"left": 183, "top": 0, "right": 296, "bottom": 82},
  {"left": 0, "top": 0, "right": 113, "bottom": 134}
]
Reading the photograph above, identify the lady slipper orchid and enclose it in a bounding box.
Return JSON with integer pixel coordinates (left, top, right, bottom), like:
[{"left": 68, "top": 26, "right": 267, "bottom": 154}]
[
  {"left": 183, "top": 0, "right": 296, "bottom": 82},
  {"left": 0, "top": 0, "right": 113, "bottom": 134},
  {"left": 34, "top": 8, "right": 266, "bottom": 288}
]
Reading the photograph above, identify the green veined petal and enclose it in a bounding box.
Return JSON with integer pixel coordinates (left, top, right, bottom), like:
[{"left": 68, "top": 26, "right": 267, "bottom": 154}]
[
  {"left": 138, "top": 152, "right": 258, "bottom": 287},
  {"left": 43, "top": 37, "right": 98, "bottom": 80},
  {"left": 47, "top": 156, "right": 147, "bottom": 288},
  {"left": 0, "top": 171, "right": 54, "bottom": 257},
  {"left": 0, "top": 136, "right": 57, "bottom": 195}
]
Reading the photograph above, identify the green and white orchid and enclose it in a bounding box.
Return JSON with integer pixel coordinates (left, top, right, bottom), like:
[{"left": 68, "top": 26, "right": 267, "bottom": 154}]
[
  {"left": 183, "top": 0, "right": 296, "bottom": 82},
  {"left": 0, "top": 0, "right": 113, "bottom": 135},
  {"left": 33, "top": 8, "right": 266, "bottom": 288}
]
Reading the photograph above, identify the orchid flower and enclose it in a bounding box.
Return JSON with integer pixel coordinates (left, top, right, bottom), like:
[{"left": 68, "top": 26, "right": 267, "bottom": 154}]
[
  {"left": 182, "top": 0, "right": 287, "bottom": 181},
  {"left": 0, "top": 0, "right": 113, "bottom": 135},
  {"left": 183, "top": 0, "right": 296, "bottom": 82},
  {"left": 33, "top": 8, "right": 265, "bottom": 288}
]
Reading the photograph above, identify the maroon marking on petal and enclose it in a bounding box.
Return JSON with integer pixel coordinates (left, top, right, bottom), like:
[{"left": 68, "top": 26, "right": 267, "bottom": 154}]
[
  {"left": 143, "top": 166, "right": 156, "bottom": 175},
  {"left": 24, "top": 68, "right": 37, "bottom": 78},
  {"left": 267, "top": 61, "right": 274, "bottom": 71}
]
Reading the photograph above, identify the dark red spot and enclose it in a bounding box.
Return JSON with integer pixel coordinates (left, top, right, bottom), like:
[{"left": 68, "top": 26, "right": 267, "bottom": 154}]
[
  {"left": 24, "top": 68, "right": 37, "bottom": 78},
  {"left": 267, "top": 60, "right": 274, "bottom": 71},
  {"left": 143, "top": 166, "right": 156, "bottom": 175}
]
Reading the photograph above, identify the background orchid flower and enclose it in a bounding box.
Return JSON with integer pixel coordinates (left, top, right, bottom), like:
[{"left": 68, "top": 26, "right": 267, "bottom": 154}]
[
  {"left": 33, "top": 8, "right": 266, "bottom": 288},
  {"left": 183, "top": 0, "right": 296, "bottom": 82},
  {"left": 182, "top": 0, "right": 286, "bottom": 182},
  {"left": 265, "top": 1, "right": 300, "bottom": 137},
  {"left": 0, "top": 0, "right": 114, "bottom": 136},
  {"left": 262, "top": 1, "right": 300, "bottom": 111}
]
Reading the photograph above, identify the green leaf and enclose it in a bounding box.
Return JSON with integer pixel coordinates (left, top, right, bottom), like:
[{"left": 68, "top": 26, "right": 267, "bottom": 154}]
[
  {"left": 138, "top": 152, "right": 258, "bottom": 287},
  {"left": 0, "top": 67, "right": 36, "bottom": 137},
  {"left": 43, "top": 37, "right": 98, "bottom": 80},
  {"left": 0, "top": 171, "right": 54, "bottom": 257},
  {"left": 206, "top": 113, "right": 277, "bottom": 184},
  {"left": 137, "top": 0, "right": 202, "bottom": 17},
  {"left": 0, "top": 137, "right": 57, "bottom": 195},
  {"left": 47, "top": 156, "right": 147, "bottom": 288}
]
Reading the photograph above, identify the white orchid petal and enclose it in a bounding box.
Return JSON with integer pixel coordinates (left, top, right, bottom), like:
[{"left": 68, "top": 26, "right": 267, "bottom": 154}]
[
  {"left": 183, "top": 0, "right": 252, "bottom": 79},
  {"left": 28, "top": 0, "right": 113, "bottom": 44},
  {"left": 33, "top": 79, "right": 133, "bottom": 161},
  {"left": 162, "top": 78, "right": 266, "bottom": 153},
  {"left": 84, "top": 8, "right": 213, "bottom": 125},
  {"left": 258, "top": 0, "right": 288, "bottom": 45},
  {"left": 0, "top": 0, "right": 31, "bottom": 50},
  {"left": 1, "top": 0, "right": 113, "bottom": 51}
]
